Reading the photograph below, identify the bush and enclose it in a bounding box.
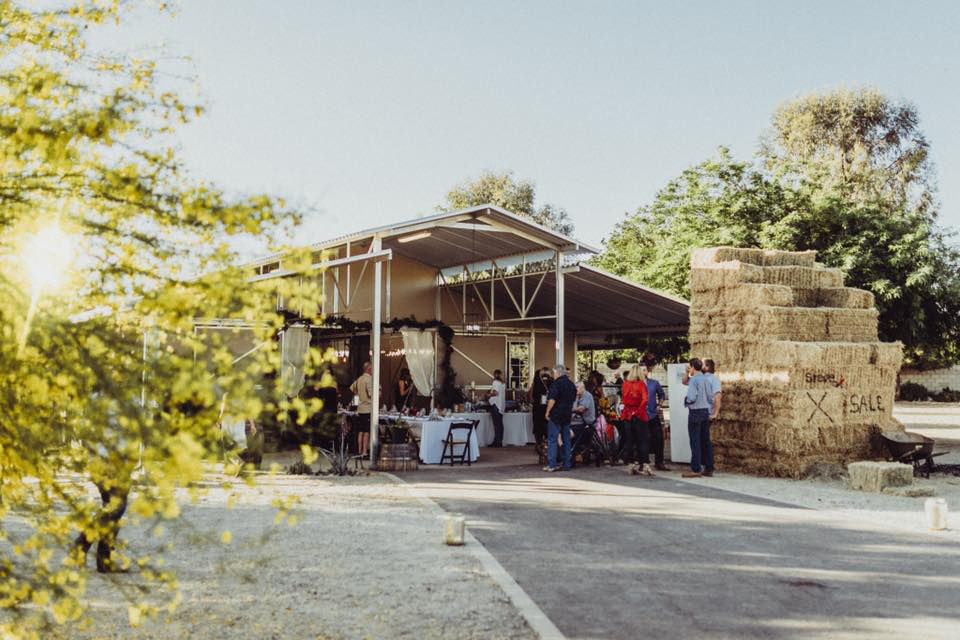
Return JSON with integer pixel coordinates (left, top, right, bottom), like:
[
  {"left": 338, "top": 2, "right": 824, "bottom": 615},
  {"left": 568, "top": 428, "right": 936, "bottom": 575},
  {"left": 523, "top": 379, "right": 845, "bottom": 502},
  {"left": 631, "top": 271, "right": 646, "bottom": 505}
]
[
  {"left": 931, "top": 387, "right": 960, "bottom": 403},
  {"left": 898, "top": 382, "right": 930, "bottom": 401}
]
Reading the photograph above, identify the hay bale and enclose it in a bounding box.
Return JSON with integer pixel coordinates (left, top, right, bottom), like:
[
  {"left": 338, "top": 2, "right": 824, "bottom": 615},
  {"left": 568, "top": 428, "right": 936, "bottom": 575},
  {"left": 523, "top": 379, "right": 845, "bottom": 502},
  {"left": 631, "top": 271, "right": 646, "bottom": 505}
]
[
  {"left": 692, "top": 247, "right": 817, "bottom": 267},
  {"left": 690, "top": 262, "right": 764, "bottom": 292},
  {"left": 689, "top": 247, "right": 904, "bottom": 477},
  {"left": 762, "top": 266, "right": 844, "bottom": 289},
  {"left": 818, "top": 287, "right": 875, "bottom": 309},
  {"left": 848, "top": 461, "right": 913, "bottom": 492}
]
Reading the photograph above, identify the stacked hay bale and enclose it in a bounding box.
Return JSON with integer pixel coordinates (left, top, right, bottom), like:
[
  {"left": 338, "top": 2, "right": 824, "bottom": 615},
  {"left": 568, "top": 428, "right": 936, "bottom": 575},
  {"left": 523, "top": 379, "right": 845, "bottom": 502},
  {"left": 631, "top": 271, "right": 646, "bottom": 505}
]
[{"left": 689, "top": 247, "right": 903, "bottom": 477}]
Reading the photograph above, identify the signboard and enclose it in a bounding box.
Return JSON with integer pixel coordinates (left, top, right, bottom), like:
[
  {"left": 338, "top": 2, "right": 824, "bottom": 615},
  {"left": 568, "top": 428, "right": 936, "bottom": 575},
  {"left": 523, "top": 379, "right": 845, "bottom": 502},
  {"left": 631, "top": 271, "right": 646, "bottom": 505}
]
[{"left": 667, "top": 363, "right": 691, "bottom": 463}]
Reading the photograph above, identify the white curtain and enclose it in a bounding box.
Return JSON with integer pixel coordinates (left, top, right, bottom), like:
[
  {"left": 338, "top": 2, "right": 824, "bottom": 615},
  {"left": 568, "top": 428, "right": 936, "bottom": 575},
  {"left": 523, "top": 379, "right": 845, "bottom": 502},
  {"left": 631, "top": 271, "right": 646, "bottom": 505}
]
[
  {"left": 401, "top": 329, "right": 436, "bottom": 397},
  {"left": 281, "top": 326, "right": 311, "bottom": 397}
]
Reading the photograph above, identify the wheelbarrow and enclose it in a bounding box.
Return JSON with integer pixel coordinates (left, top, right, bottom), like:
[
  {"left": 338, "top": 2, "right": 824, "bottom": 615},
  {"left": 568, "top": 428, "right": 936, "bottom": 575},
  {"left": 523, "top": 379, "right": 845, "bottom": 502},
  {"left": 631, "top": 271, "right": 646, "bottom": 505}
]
[{"left": 880, "top": 431, "right": 950, "bottom": 478}]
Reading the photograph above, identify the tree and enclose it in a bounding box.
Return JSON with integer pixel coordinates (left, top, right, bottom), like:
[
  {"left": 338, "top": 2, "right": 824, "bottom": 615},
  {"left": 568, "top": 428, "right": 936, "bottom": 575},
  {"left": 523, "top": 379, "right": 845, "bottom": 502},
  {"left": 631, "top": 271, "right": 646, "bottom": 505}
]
[
  {"left": 761, "top": 88, "right": 935, "bottom": 217},
  {"left": 0, "top": 2, "right": 323, "bottom": 636},
  {"left": 439, "top": 170, "right": 574, "bottom": 235},
  {"left": 598, "top": 147, "right": 960, "bottom": 369}
]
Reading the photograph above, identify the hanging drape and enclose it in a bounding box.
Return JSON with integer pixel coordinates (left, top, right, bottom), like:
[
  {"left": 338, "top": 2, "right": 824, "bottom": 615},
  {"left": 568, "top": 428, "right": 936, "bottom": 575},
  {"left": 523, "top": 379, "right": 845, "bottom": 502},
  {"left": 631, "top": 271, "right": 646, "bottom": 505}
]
[
  {"left": 401, "top": 328, "right": 436, "bottom": 397},
  {"left": 281, "top": 326, "right": 311, "bottom": 397}
]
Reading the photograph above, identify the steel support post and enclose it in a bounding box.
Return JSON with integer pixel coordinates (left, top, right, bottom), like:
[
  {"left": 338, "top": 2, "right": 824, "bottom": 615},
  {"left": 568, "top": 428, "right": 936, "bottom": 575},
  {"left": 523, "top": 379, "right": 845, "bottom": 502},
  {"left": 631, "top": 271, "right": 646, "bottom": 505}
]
[
  {"left": 555, "top": 250, "right": 564, "bottom": 367},
  {"left": 370, "top": 236, "right": 382, "bottom": 465}
]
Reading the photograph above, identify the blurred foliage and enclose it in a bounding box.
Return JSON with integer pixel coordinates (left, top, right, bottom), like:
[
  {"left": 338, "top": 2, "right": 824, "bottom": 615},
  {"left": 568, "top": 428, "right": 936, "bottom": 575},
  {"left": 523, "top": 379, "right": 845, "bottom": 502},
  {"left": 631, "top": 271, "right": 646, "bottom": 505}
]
[
  {"left": 597, "top": 89, "right": 960, "bottom": 369},
  {"left": 0, "top": 1, "right": 329, "bottom": 636}
]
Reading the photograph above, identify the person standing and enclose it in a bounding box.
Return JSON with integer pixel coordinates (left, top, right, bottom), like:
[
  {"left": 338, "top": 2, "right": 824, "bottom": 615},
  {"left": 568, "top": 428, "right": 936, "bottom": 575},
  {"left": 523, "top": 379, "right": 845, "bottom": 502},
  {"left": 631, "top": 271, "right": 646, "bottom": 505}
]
[
  {"left": 544, "top": 364, "right": 577, "bottom": 472},
  {"left": 395, "top": 367, "right": 414, "bottom": 413},
  {"left": 621, "top": 364, "right": 653, "bottom": 476},
  {"left": 486, "top": 369, "right": 506, "bottom": 447},
  {"left": 73, "top": 393, "right": 135, "bottom": 573},
  {"left": 644, "top": 366, "right": 668, "bottom": 471},
  {"left": 683, "top": 358, "right": 714, "bottom": 478},
  {"left": 350, "top": 361, "right": 374, "bottom": 456},
  {"left": 703, "top": 359, "right": 723, "bottom": 421},
  {"left": 529, "top": 367, "right": 551, "bottom": 448}
]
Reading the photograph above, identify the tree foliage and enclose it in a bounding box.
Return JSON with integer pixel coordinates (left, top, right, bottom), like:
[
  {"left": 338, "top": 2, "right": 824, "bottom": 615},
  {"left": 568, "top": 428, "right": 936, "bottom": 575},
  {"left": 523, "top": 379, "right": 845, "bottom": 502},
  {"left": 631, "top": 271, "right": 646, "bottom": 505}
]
[
  {"left": 439, "top": 170, "right": 574, "bottom": 235},
  {"left": 762, "top": 88, "right": 935, "bottom": 216},
  {"left": 599, "top": 90, "right": 960, "bottom": 369},
  {"left": 0, "top": 2, "right": 325, "bottom": 636}
]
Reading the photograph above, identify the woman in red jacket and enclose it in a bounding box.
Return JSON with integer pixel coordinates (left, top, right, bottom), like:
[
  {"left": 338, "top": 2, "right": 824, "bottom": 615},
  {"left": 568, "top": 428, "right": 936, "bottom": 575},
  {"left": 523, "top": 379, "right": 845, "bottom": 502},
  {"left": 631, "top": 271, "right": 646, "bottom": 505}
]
[{"left": 621, "top": 364, "right": 654, "bottom": 476}]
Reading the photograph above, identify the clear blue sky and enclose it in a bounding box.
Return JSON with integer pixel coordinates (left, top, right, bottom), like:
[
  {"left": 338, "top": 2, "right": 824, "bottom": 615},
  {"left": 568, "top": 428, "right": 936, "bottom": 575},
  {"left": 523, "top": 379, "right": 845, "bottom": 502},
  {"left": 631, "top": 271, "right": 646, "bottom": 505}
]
[{"left": 99, "top": 0, "right": 960, "bottom": 249}]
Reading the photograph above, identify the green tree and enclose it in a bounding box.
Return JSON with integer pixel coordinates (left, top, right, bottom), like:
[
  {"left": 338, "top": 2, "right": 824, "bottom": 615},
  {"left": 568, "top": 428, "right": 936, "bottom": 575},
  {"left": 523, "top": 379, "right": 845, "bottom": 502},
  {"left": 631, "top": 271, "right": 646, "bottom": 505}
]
[
  {"left": 439, "top": 170, "right": 575, "bottom": 235},
  {"left": 598, "top": 146, "right": 960, "bottom": 368},
  {"left": 0, "top": 2, "right": 324, "bottom": 636},
  {"left": 762, "top": 88, "right": 935, "bottom": 216}
]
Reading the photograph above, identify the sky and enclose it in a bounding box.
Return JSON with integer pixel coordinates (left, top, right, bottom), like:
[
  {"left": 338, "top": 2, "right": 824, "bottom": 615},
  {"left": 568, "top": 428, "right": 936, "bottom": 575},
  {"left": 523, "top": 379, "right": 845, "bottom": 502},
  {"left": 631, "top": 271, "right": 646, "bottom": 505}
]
[{"left": 96, "top": 0, "right": 960, "bottom": 251}]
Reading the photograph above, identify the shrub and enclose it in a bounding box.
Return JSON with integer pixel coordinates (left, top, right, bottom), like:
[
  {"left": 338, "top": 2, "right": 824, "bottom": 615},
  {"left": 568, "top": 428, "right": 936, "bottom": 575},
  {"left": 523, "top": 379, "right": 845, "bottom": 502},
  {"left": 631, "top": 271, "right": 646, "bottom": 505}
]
[
  {"left": 898, "top": 382, "right": 930, "bottom": 401},
  {"left": 931, "top": 387, "right": 960, "bottom": 403}
]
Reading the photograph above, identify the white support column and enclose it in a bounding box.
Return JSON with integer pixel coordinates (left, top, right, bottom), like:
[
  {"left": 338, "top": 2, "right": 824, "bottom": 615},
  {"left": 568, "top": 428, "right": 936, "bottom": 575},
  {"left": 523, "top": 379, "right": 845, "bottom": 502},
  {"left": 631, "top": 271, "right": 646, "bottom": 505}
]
[
  {"left": 430, "top": 330, "right": 437, "bottom": 412},
  {"left": 572, "top": 333, "right": 578, "bottom": 382},
  {"left": 434, "top": 271, "right": 442, "bottom": 321},
  {"left": 385, "top": 259, "right": 392, "bottom": 320},
  {"left": 555, "top": 250, "right": 564, "bottom": 367},
  {"left": 530, "top": 324, "right": 536, "bottom": 385},
  {"left": 370, "top": 236, "right": 382, "bottom": 465}
]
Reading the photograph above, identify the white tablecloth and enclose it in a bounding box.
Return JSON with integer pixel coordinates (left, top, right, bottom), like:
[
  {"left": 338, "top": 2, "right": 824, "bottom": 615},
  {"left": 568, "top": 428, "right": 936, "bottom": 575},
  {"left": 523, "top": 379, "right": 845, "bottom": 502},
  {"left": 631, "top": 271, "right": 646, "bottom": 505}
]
[
  {"left": 409, "top": 417, "right": 480, "bottom": 464},
  {"left": 503, "top": 413, "right": 535, "bottom": 446},
  {"left": 451, "top": 412, "right": 494, "bottom": 446},
  {"left": 450, "top": 412, "right": 534, "bottom": 446}
]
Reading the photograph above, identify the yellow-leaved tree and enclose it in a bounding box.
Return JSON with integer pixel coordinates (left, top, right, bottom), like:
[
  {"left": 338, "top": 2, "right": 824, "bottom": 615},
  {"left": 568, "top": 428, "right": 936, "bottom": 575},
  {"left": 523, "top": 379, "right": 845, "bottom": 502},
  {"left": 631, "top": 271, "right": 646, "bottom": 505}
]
[{"left": 0, "top": 1, "right": 325, "bottom": 636}]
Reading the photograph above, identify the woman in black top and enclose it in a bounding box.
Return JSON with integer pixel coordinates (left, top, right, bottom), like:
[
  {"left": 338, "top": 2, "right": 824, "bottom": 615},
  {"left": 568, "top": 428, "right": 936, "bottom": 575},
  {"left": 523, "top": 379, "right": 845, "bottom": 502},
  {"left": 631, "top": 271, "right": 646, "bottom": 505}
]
[
  {"left": 395, "top": 367, "right": 414, "bottom": 412},
  {"left": 529, "top": 366, "right": 551, "bottom": 447}
]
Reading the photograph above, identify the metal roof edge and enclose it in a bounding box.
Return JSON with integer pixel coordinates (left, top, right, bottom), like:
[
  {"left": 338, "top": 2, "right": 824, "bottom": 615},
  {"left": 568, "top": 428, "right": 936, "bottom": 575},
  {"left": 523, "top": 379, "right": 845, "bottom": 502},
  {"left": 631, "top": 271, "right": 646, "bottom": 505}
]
[
  {"left": 239, "top": 204, "right": 600, "bottom": 269},
  {"left": 574, "top": 263, "right": 691, "bottom": 308}
]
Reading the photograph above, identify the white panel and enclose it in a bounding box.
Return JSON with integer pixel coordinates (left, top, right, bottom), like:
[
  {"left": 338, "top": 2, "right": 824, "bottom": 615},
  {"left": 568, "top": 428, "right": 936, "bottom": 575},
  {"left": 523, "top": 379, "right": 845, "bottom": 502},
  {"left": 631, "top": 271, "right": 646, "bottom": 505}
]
[{"left": 667, "top": 363, "right": 691, "bottom": 463}]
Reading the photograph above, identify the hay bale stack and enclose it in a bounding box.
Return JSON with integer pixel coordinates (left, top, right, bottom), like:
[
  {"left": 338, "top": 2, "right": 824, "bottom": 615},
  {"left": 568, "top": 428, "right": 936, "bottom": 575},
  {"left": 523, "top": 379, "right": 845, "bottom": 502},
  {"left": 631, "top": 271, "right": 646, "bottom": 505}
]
[{"left": 689, "top": 246, "right": 903, "bottom": 478}]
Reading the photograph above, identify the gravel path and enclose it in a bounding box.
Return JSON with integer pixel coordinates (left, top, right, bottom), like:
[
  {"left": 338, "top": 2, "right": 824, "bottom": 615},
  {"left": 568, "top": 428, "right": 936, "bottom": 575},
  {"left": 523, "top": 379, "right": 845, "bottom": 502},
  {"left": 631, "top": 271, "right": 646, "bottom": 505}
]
[{"left": 55, "top": 472, "right": 535, "bottom": 640}]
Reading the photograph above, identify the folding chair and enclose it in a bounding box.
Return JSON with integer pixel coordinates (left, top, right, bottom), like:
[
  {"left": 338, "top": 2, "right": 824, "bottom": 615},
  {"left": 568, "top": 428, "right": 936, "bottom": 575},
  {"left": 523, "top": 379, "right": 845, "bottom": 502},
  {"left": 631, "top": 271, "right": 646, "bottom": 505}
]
[{"left": 440, "top": 420, "right": 477, "bottom": 466}]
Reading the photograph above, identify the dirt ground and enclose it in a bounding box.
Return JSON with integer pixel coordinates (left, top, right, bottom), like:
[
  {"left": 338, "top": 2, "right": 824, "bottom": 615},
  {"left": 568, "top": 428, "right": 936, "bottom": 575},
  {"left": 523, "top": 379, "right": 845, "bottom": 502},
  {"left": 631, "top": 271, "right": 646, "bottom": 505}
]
[{"left": 49, "top": 472, "right": 534, "bottom": 640}]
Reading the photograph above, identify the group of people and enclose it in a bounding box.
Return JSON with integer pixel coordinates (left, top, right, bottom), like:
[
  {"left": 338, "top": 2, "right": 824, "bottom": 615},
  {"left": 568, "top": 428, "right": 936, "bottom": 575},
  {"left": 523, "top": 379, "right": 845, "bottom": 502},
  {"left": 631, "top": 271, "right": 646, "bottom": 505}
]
[{"left": 529, "top": 357, "right": 722, "bottom": 478}]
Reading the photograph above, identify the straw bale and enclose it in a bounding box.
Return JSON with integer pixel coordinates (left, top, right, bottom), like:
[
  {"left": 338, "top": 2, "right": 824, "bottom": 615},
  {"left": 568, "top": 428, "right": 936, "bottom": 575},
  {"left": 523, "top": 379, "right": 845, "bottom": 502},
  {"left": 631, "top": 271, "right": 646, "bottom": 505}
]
[
  {"left": 693, "top": 307, "right": 879, "bottom": 342},
  {"left": 691, "top": 283, "right": 794, "bottom": 309},
  {"left": 848, "top": 461, "right": 913, "bottom": 492},
  {"left": 691, "top": 247, "right": 817, "bottom": 268},
  {"left": 689, "top": 262, "right": 764, "bottom": 292},
  {"left": 871, "top": 343, "right": 904, "bottom": 369},
  {"left": 761, "top": 266, "right": 844, "bottom": 289},
  {"left": 817, "top": 287, "right": 875, "bottom": 309},
  {"left": 687, "top": 246, "right": 903, "bottom": 477}
]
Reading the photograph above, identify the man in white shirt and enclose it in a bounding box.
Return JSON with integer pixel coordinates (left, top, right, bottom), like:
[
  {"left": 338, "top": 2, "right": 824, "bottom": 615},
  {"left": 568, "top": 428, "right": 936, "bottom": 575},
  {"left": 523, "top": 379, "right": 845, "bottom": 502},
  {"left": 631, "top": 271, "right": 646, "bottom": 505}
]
[{"left": 487, "top": 369, "right": 506, "bottom": 447}]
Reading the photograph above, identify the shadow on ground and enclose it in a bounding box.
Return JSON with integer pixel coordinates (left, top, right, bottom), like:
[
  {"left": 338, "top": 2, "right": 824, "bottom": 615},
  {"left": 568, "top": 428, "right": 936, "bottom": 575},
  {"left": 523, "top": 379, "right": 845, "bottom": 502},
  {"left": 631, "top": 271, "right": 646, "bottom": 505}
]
[{"left": 408, "top": 454, "right": 960, "bottom": 640}]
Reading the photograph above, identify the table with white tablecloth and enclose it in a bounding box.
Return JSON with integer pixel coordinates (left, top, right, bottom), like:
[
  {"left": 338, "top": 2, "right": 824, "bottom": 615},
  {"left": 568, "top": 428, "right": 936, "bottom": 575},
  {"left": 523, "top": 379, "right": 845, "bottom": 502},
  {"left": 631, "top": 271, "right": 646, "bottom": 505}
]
[
  {"left": 502, "top": 412, "right": 535, "bottom": 446},
  {"left": 450, "top": 411, "right": 534, "bottom": 447},
  {"left": 407, "top": 417, "right": 480, "bottom": 464}
]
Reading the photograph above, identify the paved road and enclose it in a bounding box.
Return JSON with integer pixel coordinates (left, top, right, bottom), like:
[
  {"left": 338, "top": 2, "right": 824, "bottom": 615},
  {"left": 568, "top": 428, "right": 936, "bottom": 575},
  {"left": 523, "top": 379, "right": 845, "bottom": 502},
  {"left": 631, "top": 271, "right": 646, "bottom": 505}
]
[{"left": 409, "top": 461, "right": 960, "bottom": 640}]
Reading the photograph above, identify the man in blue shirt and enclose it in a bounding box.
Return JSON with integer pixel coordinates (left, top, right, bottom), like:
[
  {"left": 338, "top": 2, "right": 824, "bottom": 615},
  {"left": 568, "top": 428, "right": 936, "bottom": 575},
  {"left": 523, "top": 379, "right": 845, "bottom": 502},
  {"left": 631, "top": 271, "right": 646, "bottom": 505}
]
[
  {"left": 683, "top": 358, "right": 715, "bottom": 478},
  {"left": 544, "top": 364, "right": 577, "bottom": 472},
  {"left": 703, "top": 359, "right": 723, "bottom": 420},
  {"left": 643, "top": 366, "right": 667, "bottom": 470}
]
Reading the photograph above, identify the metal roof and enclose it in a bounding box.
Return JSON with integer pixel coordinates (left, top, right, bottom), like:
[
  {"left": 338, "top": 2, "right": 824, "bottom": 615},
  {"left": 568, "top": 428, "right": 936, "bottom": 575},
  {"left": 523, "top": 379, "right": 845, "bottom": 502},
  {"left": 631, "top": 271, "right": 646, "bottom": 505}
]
[
  {"left": 246, "top": 205, "right": 598, "bottom": 270},
  {"left": 243, "top": 204, "right": 689, "bottom": 340},
  {"left": 444, "top": 263, "right": 689, "bottom": 339}
]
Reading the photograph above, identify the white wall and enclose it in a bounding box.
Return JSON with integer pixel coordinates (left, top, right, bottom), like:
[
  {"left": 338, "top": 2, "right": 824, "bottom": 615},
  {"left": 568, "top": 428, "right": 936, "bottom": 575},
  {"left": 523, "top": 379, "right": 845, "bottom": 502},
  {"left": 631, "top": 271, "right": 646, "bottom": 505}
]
[{"left": 900, "top": 366, "right": 960, "bottom": 392}]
